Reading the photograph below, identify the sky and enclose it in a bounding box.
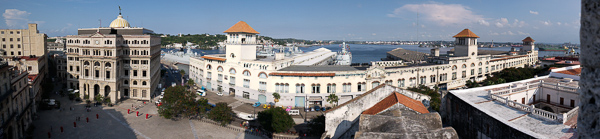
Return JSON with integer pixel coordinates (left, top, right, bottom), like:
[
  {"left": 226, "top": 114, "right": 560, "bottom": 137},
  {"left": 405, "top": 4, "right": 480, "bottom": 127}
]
[{"left": 0, "top": 0, "right": 581, "bottom": 43}]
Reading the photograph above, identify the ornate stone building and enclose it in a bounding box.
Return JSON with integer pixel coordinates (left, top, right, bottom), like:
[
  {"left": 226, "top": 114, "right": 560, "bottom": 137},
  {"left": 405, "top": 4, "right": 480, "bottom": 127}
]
[
  {"left": 0, "top": 60, "right": 34, "bottom": 139},
  {"left": 66, "top": 12, "right": 161, "bottom": 103}
]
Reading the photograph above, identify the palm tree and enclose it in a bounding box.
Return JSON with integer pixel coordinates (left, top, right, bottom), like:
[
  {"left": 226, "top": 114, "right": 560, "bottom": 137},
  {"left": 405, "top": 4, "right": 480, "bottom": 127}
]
[
  {"left": 272, "top": 93, "right": 280, "bottom": 106},
  {"left": 179, "top": 69, "right": 186, "bottom": 85},
  {"left": 326, "top": 94, "right": 339, "bottom": 107}
]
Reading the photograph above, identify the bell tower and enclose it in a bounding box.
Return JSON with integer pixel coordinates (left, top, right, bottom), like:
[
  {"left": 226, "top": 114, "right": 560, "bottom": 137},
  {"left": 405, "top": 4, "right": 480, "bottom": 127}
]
[
  {"left": 453, "top": 29, "right": 479, "bottom": 58},
  {"left": 224, "top": 21, "right": 259, "bottom": 63},
  {"left": 521, "top": 37, "right": 535, "bottom": 52}
]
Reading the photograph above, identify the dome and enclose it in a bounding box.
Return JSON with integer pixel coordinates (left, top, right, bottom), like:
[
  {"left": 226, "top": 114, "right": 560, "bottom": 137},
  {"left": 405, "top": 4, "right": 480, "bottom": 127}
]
[{"left": 109, "top": 15, "right": 130, "bottom": 28}]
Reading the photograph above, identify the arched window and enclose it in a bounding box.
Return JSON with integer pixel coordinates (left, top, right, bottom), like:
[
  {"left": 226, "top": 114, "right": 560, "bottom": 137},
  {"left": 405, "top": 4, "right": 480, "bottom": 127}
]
[
  {"left": 243, "top": 70, "right": 251, "bottom": 76},
  {"left": 84, "top": 61, "right": 90, "bottom": 65},
  {"left": 479, "top": 62, "right": 482, "bottom": 66},
  {"left": 259, "top": 72, "right": 267, "bottom": 79},
  {"left": 105, "top": 62, "right": 111, "bottom": 67},
  {"left": 206, "top": 64, "right": 212, "bottom": 70},
  {"left": 217, "top": 66, "right": 223, "bottom": 72},
  {"left": 94, "top": 62, "right": 100, "bottom": 66},
  {"left": 462, "top": 64, "right": 466, "bottom": 68},
  {"left": 486, "top": 61, "right": 489, "bottom": 65},
  {"left": 229, "top": 68, "right": 236, "bottom": 74},
  {"left": 142, "top": 81, "right": 147, "bottom": 86},
  {"left": 452, "top": 65, "right": 457, "bottom": 70},
  {"left": 133, "top": 81, "right": 138, "bottom": 85},
  {"left": 124, "top": 80, "right": 129, "bottom": 84},
  {"left": 471, "top": 63, "right": 475, "bottom": 67}
]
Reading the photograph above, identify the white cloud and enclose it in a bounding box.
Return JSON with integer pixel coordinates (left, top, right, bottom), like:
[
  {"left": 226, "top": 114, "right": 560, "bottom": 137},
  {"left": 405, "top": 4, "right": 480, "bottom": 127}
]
[
  {"left": 500, "top": 31, "right": 515, "bottom": 35},
  {"left": 490, "top": 32, "right": 500, "bottom": 35},
  {"left": 492, "top": 18, "right": 526, "bottom": 28},
  {"left": 371, "top": 33, "right": 376, "bottom": 36},
  {"left": 3, "top": 9, "right": 31, "bottom": 28},
  {"left": 495, "top": 22, "right": 504, "bottom": 27},
  {"left": 421, "top": 24, "right": 426, "bottom": 28},
  {"left": 518, "top": 31, "right": 529, "bottom": 35},
  {"left": 557, "top": 22, "right": 562, "bottom": 25},
  {"left": 543, "top": 21, "right": 552, "bottom": 26},
  {"left": 388, "top": 3, "right": 484, "bottom": 26},
  {"left": 529, "top": 10, "right": 539, "bottom": 15},
  {"left": 478, "top": 20, "right": 489, "bottom": 26}
]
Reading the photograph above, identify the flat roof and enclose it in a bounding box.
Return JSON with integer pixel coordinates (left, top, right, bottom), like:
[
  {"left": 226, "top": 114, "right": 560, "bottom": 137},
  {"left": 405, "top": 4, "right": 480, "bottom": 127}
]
[
  {"left": 450, "top": 76, "right": 576, "bottom": 139},
  {"left": 277, "top": 65, "right": 366, "bottom": 71}
]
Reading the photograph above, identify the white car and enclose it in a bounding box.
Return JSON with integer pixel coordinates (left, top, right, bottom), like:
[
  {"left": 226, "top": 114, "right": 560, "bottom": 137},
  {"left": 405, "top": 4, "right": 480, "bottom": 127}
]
[
  {"left": 172, "top": 82, "right": 176, "bottom": 87},
  {"left": 216, "top": 92, "right": 223, "bottom": 96},
  {"left": 196, "top": 89, "right": 206, "bottom": 97}
]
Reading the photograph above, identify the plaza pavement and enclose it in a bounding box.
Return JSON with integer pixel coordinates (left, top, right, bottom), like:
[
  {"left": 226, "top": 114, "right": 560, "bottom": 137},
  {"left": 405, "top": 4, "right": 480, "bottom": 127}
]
[{"left": 32, "top": 83, "right": 263, "bottom": 139}]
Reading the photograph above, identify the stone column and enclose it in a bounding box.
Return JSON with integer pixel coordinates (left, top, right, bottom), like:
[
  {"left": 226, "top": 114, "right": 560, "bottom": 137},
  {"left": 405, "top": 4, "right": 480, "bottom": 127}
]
[{"left": 579, "top": 0, "right": 600, "bottom": 138}]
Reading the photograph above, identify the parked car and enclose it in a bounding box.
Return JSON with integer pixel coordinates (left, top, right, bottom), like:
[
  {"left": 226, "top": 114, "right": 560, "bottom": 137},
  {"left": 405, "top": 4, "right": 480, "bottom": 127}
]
[
  {"left": 216, "top": 92, "right": 223, "bottom": 96},
  {"left": 288, "top": 109, "right": 300, "bottom": 116},
  {"left": 314, "top": 106, "right": 321, "bottom": 112},
  {"left": 196, "top": 89, "right": 206, "bottom": 97},
  {"left": 171, "top": 82, "right": 176, "bottom": 87}
]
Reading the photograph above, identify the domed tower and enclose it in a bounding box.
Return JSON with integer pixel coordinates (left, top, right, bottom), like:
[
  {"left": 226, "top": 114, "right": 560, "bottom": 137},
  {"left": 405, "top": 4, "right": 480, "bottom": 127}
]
[
  {"left": 224, "top": 21, "right": 259, "bottom": 62},
  {"left": 521, "top": 37, "right": 535, "bottom": 52},
  {"left": 109, "top": 7, "right": 130, "bottom": 28},
  {"left": 453, "top": 29, "right": 479, "bottom": 57}
]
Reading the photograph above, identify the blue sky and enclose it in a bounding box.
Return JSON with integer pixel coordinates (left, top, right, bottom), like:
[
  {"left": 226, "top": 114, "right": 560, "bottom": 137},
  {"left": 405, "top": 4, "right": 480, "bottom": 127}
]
[{"left": 0, "top": 0, "right": 581, "bottom": 43}]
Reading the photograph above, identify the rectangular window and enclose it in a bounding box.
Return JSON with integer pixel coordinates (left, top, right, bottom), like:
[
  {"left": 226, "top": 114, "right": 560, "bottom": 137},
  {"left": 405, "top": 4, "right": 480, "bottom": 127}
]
[
  {"left": 471, "top": 69, "right": 475, "bottom": 75},
  {"left": 217, "top": 74, "right": 223, "bottom": 82},
  {"left": 70, "top": 66, "right": 73, "bottom": 71},
  {"left": 124, "top": 70, "right": 129, "bottom": 76},
  {"left": 142, "top": 90, "right": 147, "bottom": 98},
  {"left": 478, "top": 68, "right": 482, "bottom": 74},
  {"left": 142, "top": 71, "right": 147, "bottom": 77},
  {"left": 133, "top": 70, "right": 137, "bottom": 76},
  {"left": 284, "top": 84, "right": 289, "bottom": 93},
  {"left": 95, "top": 70, "right": 99, "bottom": 78},
  {"left": 430, "top": 76, "right": 436, "bottom": 83},
  {"left": 259, "top": 81, "right": 266, "bottom": 91},
  {"left": 230, "top": 76, "right": 235, "bottom": 85},
  {"left": 106, "top": 71, "right": 110, "bottom": 79},
  {"left": 133, "top": 89, "right": 138, "bottom": 97},
  {"left": 141, "top": 60, "right": 148, "bottom": 64},
  {"left": 560, "top": 97, "right": 564, "bottom": 105},
  {"left": 462, "top": 71, "right": 466, "bottom": 78},
  {"left": 85, "top": 69, "right": 89, "bottom": 77},
  {"left": 571, "top": 100, "right": 575, "bottom": 107},
  {"left": 243, "top": 79, "right": 250, "bottom": 88}
]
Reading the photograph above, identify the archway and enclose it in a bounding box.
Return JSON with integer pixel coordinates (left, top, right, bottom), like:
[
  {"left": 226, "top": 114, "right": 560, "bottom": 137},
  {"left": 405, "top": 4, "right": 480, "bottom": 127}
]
[
  {"left": 105, "top": 85, "right": 111, "bottom": 97},
  {"left": 94, "top": 84, "right": 100, "bottom": 96}
]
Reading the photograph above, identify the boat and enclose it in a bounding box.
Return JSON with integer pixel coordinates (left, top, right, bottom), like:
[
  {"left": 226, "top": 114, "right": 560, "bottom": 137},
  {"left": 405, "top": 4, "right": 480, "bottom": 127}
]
[
  {"left": 539, "top": 46, "right": 568, "bottom": 51},
  {"left": 334, "top": 42, "right": 352, "bottom": 65}
]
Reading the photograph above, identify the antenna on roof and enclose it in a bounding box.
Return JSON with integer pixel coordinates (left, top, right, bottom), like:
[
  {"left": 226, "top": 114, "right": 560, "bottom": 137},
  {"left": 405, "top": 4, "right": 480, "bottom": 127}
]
[
  {"left": 99, "top": 19, "right": 101, "bottom": 28},
  {"left": 119, "top": 6, "right": 122, "bottom": 15}
]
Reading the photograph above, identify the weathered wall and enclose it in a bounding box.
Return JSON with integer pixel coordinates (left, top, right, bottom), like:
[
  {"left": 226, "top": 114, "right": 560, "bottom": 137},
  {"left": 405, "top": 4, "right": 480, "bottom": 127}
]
[
  {"left": 578, "top": 1, "right": 600, "bottom": 138},
  {"left": 323, "top": 84, "right": 430, "bottom": 139},
  {"left": 445, "top": 93, "right": 536, "bottom": 139}
]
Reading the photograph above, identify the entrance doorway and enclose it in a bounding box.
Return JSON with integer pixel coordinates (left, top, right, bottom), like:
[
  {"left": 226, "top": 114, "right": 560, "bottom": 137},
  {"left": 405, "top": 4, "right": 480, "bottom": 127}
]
[
  {"left": 105, "top": 85, "right": 111, "bottom": 97},
  {"left": 229, "top": 88, "right": 235, "bottom": 95},
  {"left": 94, "top": 84, "right": 100, "bottom": 96}
]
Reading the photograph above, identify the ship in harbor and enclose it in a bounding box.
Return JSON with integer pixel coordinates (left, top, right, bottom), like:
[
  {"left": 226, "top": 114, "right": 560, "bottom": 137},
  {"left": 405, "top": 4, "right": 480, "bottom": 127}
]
[
  {"left": 539, "top": 46, "right": 569, "bottom": 51},
  {"left": 334, "top": 42, "right": 352, "bottom": 65}
]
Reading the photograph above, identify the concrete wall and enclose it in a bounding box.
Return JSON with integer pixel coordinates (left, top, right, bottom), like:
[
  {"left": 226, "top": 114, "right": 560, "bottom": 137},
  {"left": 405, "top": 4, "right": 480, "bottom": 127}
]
[{"left": 323, "top": 85, "right": 430, "bottom": 139}]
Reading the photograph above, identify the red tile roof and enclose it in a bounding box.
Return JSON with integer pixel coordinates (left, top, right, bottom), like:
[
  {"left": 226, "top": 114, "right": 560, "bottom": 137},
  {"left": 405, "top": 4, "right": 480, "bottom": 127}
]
[
  {"left": 522, "top": 37, "right": 535, "bottom": 42},
  {"left": 200, "top": 56, "right": 226, "bottom": 61},
  {"left": 28, "top": 74, "right": 38, "bottom": 81},
  {"left": 362, "top": 91, "right": 429, "bottom": 115},
  {"left": 489, "top": 55, "right": 527, "bottom": 62},
  {"left": 555, "top": 67, "right": 582, "bottom": 76},
  {"left": 268, "top": 72, "right": 335, "bottom": 77},
  {"left": 554, "top": 60, "right": 580, "bottom": 65},
  {"left": 453, "top": 29, "right": 479, "bottom": 38},
  {"left": 223, "top": 21, "right": 260, "bottom": 34},
  {"left": 19, "top": 56, "right": 40, "bottom": 61}
]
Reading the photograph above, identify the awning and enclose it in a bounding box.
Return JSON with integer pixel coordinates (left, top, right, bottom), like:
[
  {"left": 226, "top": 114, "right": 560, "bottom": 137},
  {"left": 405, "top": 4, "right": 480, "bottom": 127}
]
[{"left": 308, "top": 96, "right": 323, "bottom": 101}]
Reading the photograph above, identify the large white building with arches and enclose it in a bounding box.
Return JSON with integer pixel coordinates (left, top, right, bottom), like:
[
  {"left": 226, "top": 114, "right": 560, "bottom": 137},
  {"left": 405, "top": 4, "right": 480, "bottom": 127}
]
[
  {"left": 65, "top": 12, "right": 161, "bottom": 103},
  {"left": 190, "top": 22, "right": 538, "bottom": 108}
]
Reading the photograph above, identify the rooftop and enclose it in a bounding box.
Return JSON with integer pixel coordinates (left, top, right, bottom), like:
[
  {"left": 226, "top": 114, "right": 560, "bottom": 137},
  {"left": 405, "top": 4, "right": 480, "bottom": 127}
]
[
  {"left": 386, "top": 48, "right": 428, "bottom": 62},
  {"left": 453, "top": 29, "right": 480, "bottom": 38},
  {"left": 522, "top": 37, "right": 535, "bottom": 42},
  {"left": 277, "top": 65, "right": 365, "bottom": 71},
  {"left": 450, "top": 76, "right": 577, "bottom": 139},
  {"left": 554, "top": 67, "right": 582, "bottom": 76},
  {"left": 223, "top": 21, "right": 260, "bottom": 34},
  {"left": 362, "top": 92, "right": 429, "bottom": 115}
]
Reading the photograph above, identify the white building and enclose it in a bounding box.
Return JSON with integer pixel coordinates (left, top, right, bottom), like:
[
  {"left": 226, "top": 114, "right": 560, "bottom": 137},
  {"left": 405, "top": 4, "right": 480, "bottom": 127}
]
[
  {"left": 443, "top": 65, "right": 580, "bottom": 138},
  {"left": 190, "top": 23, "right": 538, "bottom": 108}
]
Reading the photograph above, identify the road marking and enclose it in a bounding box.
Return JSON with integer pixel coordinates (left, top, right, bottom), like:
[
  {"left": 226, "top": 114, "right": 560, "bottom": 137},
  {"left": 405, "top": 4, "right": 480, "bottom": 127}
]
[
  {"left": 189, "top": 119, "right": 199, "bottom": 139},
  {"left": 104, "top": 109, "right": 151, "bottom": 139}
]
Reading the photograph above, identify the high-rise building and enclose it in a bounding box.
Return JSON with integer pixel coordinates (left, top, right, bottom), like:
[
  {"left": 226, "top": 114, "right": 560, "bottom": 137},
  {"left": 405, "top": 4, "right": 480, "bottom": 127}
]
[{"left": 65, "top": 11, "right": 161, "bottom": 103}]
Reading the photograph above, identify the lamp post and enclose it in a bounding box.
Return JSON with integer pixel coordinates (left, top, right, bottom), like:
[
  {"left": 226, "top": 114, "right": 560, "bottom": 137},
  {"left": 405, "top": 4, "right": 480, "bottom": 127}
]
[{"left": 304, "top": 94, "right": 308, "bottom": 123}]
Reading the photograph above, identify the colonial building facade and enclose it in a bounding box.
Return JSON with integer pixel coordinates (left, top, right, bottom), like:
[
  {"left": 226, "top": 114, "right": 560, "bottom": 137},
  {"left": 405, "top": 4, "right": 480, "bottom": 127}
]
[
  {"left": 66, "top": 12, "right": 161, "bottom": 103},
  {"left": 190, "top": 22, "right": 538, "bottom": 108}
]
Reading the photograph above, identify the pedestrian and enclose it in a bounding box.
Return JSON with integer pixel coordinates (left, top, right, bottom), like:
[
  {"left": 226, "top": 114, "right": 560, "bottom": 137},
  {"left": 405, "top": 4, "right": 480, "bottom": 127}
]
[
  {"left": 96, "top": 114, "right": 99, "bottom": 119},
  {"left": 86, "top": 117, "right": 89, "bottom": 123},
  {"left": 60, "top": 126, "right": 64, "bottom": 133}
]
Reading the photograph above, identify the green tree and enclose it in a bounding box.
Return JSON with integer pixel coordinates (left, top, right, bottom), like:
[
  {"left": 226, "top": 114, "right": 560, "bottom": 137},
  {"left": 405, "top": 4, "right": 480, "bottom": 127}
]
[
  {"left": 187, "top": 79, "right": 195, "bottom": 87},
  {"left": 94, "top": 95, "right": 104, "bottom": 103},
  {"left": 465, "top": 80, "right": 480, "bottom": 88},
  {"left": 407, "top": 85, "right": 440, "bottom": 111},
  {"left": 308, "top": 115, "right": 325, "bottom": 136},
  {"left": 326, "top": 94, "right": 339, "bottom": 106},
  {"left": 257, "top": 107, "right": 295, "bottom": 133},
  {"left": 208, "top": 102, "right": 234, "bottom": 126},
  {"left": 180, "top": 69, "right": 186, "bottom": 82},
  {"left": 272, "top": 93, "right": 280, "bottom": 105},
  {"left": 158, "top": 86, "right": 204, "bottom": 119}
]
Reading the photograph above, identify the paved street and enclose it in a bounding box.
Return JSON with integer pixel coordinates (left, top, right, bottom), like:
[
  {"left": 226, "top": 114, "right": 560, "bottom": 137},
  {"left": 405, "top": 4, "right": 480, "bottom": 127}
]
[{"left": 32, "top": 81, "right": 262, "bottom": 139}]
